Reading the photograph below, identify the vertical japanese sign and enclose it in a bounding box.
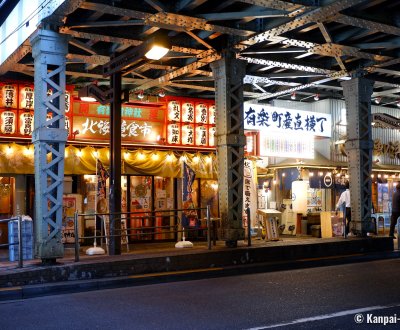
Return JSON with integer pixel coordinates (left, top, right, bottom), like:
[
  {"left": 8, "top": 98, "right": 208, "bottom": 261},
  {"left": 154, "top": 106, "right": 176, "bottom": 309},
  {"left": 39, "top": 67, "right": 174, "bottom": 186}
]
[
  {"left": 182, "top": 162, "right": 198, "bottom": 227},
  {"left": 243, "top": 159, "right": 257, "bottom": 228}
]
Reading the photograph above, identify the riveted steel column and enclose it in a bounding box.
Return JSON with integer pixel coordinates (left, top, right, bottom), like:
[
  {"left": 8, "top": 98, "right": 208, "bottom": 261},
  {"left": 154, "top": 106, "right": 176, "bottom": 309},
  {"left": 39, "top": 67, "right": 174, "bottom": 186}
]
[
  {"left": 31, "top": 29, "right": 68, "bottom": 262},
  {"left": 211, "top": 51, "right": 246, "bottom": 247},
  {"left": 341, "top": 78, "right": 374, "bottom": 236}
]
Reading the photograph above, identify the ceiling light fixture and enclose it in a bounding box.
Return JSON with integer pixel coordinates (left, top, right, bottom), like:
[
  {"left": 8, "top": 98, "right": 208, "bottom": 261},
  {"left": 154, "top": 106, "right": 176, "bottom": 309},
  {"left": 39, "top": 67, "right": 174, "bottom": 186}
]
[
  {"left": 397, "top": 100, "right": 400, "bottom": 108},
  {"left": 145, "top": 45, "right": 169, "bottom": 60},
  {"left": 137, "top": 90, "right": 144, "bottom": 99},
  {"left": 314, "top": 94, "right": 319, "bottom": 101},
  {"left": 144, "top": 32, "right": 170, "bottom": 60},
  {"left": 374, "top": 96, "right": 382, "bottom": 104},
  {"left": 291, "top": 92, "right": 296, "bottom": 100}
]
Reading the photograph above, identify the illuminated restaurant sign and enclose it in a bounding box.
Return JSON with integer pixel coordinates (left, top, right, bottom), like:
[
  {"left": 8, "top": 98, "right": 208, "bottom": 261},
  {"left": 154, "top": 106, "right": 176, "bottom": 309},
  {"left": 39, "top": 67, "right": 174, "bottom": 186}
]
[
  {"left": 244, "top": 104, "right": 331, "bottom": 137},
  {"left": 73, "top": 101, "right": 164, "bottom": 143}
]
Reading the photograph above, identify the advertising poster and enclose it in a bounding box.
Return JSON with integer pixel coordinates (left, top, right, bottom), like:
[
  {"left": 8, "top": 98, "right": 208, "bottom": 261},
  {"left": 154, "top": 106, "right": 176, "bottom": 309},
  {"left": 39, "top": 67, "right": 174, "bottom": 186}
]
[{"left": 62, "top": 194, "right": 82, "bottom": 243}]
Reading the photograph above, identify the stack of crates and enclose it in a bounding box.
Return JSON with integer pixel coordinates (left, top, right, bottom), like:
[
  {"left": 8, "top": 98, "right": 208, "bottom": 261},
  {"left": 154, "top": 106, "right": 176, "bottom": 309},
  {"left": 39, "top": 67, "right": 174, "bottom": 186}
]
[{"left": 8, "top": 217, "right": 33, "bottom": 261}]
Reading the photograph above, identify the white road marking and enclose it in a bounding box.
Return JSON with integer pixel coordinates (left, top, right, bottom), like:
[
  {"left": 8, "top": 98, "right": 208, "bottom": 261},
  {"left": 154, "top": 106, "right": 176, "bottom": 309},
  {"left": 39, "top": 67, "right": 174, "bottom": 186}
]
[{"left": 246, "top": 303, "right": 400, "bottom": 329}]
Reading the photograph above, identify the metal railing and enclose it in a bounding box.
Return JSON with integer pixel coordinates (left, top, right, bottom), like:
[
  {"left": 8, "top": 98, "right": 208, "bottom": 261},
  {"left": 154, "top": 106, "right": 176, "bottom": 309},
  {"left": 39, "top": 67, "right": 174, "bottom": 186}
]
[
  {"left": 0, "top": 216, "right": 24, "bottom": 268},
  {"left": 72, "top": 205, "right": 216, "bottom": 262}
]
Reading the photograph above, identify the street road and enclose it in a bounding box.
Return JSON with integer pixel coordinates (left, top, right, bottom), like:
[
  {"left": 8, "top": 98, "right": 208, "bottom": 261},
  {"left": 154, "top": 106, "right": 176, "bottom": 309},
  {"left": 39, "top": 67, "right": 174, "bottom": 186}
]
[{"left": 1, "top": 258, "right": 400, "bottom": 329}]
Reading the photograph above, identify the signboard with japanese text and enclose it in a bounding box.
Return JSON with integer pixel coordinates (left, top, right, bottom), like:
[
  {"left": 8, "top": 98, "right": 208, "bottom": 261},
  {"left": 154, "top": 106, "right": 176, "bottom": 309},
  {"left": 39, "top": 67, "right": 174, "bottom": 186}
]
[
  {"left": 243, "top": 159, "right": 257, "bottom": 228},
  {"left": 244, "top": 104, "right": 331, "bottom": 137},
  {"left": 72, "top": 101, "right": 165, "bottom": 143}
]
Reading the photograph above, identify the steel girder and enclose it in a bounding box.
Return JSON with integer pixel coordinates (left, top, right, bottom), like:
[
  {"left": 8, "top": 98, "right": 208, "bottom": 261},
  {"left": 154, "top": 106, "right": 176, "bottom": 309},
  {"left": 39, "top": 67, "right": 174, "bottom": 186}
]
[
  {"left": 30, "top": 29, "right": 69, "bottom": 262},
  {"left": 341, "top": 78, "right": 374, "bottom": 236},
  {"left": 211, "top": 51, "right": 246, "bottom": 247}
]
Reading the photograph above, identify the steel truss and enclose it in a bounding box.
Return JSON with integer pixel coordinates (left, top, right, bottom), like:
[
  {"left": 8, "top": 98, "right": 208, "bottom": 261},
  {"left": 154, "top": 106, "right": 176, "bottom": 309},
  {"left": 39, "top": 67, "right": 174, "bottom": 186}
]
[
  {"left": 211, "top": 51, "right": 246, "bottom": 247},
  {"left": 31, "top": 29, "right": 68, "bottom": 262},
  {"left": 342, "top": 78, "right": 374, "bottom": 236}
]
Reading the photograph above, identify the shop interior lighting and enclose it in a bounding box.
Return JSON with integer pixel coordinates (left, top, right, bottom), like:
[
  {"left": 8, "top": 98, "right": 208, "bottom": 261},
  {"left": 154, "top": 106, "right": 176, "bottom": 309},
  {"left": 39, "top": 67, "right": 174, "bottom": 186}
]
[
  {"left": 151, "top": 152, "right": 159, "bottom": 161},
  {"left": 397, "top": 100, "right": 400, "bottom": 108},
  {"left": 77, "top": 149, "right": 82, "bottom": 157},
  {"left": 138, "top": 151, "right": 145, "bottom": 160},
  {"left": 309, "top": 172, "right": 314, "bottom": 177},
  {"left": 5, "top": 145, "right": 13, "bottom": 156},
  {"left": 80, "top": 96, "right": 97, "bottom": 102},
  {"left": 291, "top": 92, "right": 296, "bottom": 100},
  {"left": 93, "top": 150, "right": 99, "bottom": 158},
  {"left": 124, "top": 150, "right": 130, "bottom": 160},
  {"left": 137, "top": 90, "right": 145, "bottom": 99},
  {"left": 23, "top": 146, "right": 32, "bottom": 156},
  {"left": 374, "top": 97, "right": 382, "bottom": 104},
  {"left": 158, "top": 89, "right": 165, "bottom": 98},
  {"left": 313, "top": 94, "right": 319, "bottom": 101},
  {"left": 166, "top": 153, "right": 173, "bottom": 162}
]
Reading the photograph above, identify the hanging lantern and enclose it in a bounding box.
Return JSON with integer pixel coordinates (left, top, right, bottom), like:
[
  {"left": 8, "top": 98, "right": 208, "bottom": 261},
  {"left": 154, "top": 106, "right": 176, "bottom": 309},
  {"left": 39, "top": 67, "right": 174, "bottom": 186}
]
[
  {"left": 195, "top": 103, "right": 208, "bottom": 124},
  {"left": 19, "top": 112, "right": 34, "bottom": 135},
  {"left": 167, "top": 100, "right": 181, "bottom": 121},
  {"left": 167, "top": 123, "right": 180, "bottom": 144},
  {"left": 209, "top": 105, "right": 216, "bottom": 124},
  {"left": 65, "top": 91, "right": 71, "bottom": 113},
  {"left": 182, "top": 102, "right": 194, "bottom": 123},
  {"left": 65, "top": 116, "right": 70, "bottom": 134},
  {"left": 196, "top": 126, "right": 207, "bottom": 146},
  {"left": 20, "top": 86, "right": 34, "bottom": 109},
  {"left": 209, "top": 127, "right": 216, "bottom": 146},
  {"left": 182, "top": 124, "right": 194, "bottom": 145},
  {"left": 2, "top": 84, "right": 17, "bottom": 108},
  {"left": 1, "top": 111, "right": 16, "bottom": 134}
]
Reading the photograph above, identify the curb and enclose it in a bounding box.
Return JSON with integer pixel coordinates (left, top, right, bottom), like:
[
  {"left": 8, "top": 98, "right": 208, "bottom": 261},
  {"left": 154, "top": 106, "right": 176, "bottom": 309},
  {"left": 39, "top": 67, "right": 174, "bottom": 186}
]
[{"left": 1, "top": 250, "right": 398, "bottom": 301}]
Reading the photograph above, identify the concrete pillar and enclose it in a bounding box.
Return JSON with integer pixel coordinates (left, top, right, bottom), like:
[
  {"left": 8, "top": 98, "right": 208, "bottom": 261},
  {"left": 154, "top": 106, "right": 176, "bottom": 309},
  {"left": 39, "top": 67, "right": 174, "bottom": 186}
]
[
  {"left": 31, "top": 29, "right": 68, "bottom": 262},
  {"left": 341, "top": 78, "right": 374, "bottom": 236},
  {"left": 211, "top": 51, "right": 246, "bottom": 247}
]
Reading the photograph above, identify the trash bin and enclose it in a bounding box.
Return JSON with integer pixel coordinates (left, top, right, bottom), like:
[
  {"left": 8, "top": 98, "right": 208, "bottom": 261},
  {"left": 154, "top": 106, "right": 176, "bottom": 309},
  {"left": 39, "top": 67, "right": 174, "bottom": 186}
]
[
  {"left": 8, "top": 216, "right": 33, "bottom": 261},
  {"left": 311, "top": 225, "right": 321, "bottom": 238}
]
